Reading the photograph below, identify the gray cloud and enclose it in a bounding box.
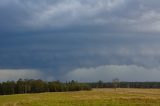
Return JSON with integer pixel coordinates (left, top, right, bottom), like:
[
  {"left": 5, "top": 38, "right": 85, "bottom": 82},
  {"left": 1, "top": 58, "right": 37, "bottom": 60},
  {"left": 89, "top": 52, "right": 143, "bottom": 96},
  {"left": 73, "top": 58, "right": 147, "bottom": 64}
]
[{"left": 1, "top": 0, "right": 160, "bottom": 81}]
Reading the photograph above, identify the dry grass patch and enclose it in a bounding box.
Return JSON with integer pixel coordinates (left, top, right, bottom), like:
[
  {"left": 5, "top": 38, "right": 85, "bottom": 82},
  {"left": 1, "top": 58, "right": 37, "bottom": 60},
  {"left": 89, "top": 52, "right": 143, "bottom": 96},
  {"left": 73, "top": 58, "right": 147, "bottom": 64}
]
[{"left": 0, "top": 88, "right": 160, "bottom": 106}]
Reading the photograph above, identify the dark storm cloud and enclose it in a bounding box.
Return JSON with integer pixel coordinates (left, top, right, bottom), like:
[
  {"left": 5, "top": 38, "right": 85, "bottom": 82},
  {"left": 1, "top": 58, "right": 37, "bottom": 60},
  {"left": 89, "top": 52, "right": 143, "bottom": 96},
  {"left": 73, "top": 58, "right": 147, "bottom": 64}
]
[
  {"left": 1, "top": 0, "right": 160, "bottom": 33},
  {"left": 1, "top": 0, "right": 160, "bottom": 81}
]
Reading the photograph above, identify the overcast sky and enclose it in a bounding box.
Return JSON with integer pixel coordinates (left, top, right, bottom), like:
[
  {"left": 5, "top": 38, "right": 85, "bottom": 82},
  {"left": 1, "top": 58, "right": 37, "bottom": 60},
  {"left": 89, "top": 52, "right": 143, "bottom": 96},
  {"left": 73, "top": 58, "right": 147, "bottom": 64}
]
[{"left": 1, "top": 0, "right": 160, "bottom": 82}]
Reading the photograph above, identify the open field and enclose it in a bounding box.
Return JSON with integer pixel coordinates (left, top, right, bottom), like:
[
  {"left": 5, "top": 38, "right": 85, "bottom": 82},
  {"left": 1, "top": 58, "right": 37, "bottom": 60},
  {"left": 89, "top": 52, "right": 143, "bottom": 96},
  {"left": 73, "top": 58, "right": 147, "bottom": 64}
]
[{"left": 1, "top": 88, "right": 160, "bottom": 106}]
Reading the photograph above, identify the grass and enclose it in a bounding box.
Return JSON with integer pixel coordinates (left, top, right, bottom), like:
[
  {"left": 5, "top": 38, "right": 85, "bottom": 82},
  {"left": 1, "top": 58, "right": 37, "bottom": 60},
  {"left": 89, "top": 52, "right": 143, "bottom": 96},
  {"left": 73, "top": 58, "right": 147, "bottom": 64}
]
[{"left": 1, "top": 88, "right": 160, "bottom": 106}]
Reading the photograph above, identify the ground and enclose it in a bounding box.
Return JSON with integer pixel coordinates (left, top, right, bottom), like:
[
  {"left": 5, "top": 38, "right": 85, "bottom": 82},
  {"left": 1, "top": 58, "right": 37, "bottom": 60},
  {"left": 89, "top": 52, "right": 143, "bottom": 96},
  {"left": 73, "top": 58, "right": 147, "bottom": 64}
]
[{"left": 0, "top": 88, "right": 160, "bottom": 106}]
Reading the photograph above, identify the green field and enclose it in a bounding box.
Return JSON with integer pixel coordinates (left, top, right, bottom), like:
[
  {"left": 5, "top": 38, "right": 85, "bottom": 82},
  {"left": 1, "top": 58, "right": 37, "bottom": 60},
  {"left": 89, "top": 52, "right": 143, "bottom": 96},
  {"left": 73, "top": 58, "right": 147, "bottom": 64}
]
[{"left": 1, "top": 88, "right": 160, "bottom": 106}]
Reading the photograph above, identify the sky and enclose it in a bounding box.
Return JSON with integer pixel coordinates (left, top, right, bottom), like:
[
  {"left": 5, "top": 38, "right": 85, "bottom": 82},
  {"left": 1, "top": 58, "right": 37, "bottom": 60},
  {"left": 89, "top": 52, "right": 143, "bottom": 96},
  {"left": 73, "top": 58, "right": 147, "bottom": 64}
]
[{"left": 1, "top": 0, "right": 160, "bottom": 82}]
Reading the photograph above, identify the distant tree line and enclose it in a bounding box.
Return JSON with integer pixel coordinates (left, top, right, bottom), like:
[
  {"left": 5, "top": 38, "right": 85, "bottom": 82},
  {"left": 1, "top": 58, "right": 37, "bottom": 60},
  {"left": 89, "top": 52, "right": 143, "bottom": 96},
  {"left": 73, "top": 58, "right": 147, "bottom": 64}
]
[
  {"left": 0, "top": 79, "right": 91, "bottom": 95},
  {"left": 89, "top": 80, "right": 160, "bottom": 88}
]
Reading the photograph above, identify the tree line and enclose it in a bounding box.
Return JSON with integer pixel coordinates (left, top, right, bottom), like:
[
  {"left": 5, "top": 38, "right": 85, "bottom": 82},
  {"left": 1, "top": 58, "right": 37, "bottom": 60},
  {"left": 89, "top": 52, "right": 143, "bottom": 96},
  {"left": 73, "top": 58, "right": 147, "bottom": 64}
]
[
  {"left": 2, "top": 79, "right": 160, "bottom": 95},
  {"left": 0, "top": 79, "right": 91, "bottom": 95},
  {"left": 89, "top": 80, "right": 160, "bottom": 88}
]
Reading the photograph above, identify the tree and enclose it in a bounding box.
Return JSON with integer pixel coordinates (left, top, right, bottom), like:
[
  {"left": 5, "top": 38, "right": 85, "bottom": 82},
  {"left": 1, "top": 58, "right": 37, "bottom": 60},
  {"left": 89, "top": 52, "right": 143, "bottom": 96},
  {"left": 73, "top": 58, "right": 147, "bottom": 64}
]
[
  {"left": 0, "top": 83, "right": 2, "bottom": 95},
  {"left": 16, "top": 79, "right": 25, "bottom": 94},
  {"left": 96, "top": 80, "right": 104, "bottom": 88},
  {"left": 112, "top": 78, "right": 119, "bottom": 91}
]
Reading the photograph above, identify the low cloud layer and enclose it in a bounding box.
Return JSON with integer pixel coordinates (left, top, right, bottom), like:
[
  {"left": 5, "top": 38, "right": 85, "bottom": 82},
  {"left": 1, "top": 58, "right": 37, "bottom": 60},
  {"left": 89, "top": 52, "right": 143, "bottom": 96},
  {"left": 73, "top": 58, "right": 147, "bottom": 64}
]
[
  {"left": 66, "top": 65, "right": 160, "bottom": 82},
  {"left": 0, "top": 69, "right": 43, "bottom": 81}
]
